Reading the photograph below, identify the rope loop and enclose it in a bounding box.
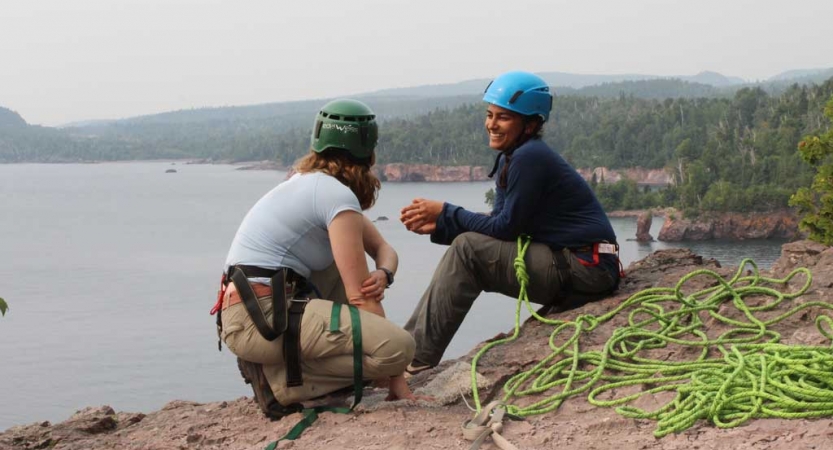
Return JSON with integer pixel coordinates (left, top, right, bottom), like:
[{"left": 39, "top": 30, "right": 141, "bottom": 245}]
[{"left": 466, "top": 242, "right": 828, "bottom": 440}]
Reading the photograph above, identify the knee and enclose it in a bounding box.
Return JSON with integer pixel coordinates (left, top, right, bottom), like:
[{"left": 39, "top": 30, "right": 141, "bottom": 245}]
[
  {"left": 450, "top": 232, "right": 479, "bottom": 252},
  {"left": 447, "top": 232, "right": 486, "bottom": 264},
  {"left": 365, "top": 328, "right": 415, "bottom": 377}
]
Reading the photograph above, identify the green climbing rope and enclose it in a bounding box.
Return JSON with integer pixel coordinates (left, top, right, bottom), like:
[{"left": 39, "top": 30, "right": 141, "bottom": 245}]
[{"left": 470, "top": 235, "right": 833, "bottom": 437}]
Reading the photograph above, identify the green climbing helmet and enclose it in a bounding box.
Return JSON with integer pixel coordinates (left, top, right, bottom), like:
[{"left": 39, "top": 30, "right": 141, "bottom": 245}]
[{"left": 311, "top": 99, "right": 378, "bottom": 163}]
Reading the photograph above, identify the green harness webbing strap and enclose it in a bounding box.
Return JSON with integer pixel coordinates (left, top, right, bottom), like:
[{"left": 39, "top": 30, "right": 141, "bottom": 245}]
[{"left": 263, "top": 302, "right": 363, "bottom": 450}]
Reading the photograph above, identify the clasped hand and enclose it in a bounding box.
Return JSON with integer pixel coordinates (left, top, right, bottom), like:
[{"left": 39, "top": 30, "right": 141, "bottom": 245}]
[
  {"left": 399, "top": 198, "right": 443, "bottom": 235},
  {"left": 360, "top": 269, "right": 388, "bottom": 302}
]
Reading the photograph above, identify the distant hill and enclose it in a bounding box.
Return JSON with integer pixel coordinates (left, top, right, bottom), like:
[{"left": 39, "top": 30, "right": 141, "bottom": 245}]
[
  {"left": 68, "top": 94, "right": 480, "bottom": 130},
  {"left": 682, "top": 71, "right": 746, "bottom": 87},
  {"left": 60, "top": 68, "right": 831, "bottom": 131},
  {"left": 0, "top": 107, "right": 27, "bottom": 127},
  {"left": 568, "top": 79, "right": 723, "bottom": 99},
  {"left": 38, "top": 68, "right": 827, "bottom": 165},
  {"left": 768, "top": 68, "right": 833, "bottom": 82},
  {"left": 357, "top": 71, "right": 747, "bottom": 98},
  {"left": 59, "top": 71, "right": 750, "bottom": 130}
]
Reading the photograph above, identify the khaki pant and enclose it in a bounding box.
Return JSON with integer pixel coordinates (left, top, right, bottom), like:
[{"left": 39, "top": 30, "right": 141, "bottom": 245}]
[
  {"left": 221, "top": 265, "right": 415, "bottom": 404},
  {"left": 404, "top": 232, "right": 616, "bottom": 366}
]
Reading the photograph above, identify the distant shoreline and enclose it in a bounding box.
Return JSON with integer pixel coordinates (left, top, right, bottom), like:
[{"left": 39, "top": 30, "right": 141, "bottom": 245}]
[{"left": 607, "top": 208, "right": 672, "bottom": 218}]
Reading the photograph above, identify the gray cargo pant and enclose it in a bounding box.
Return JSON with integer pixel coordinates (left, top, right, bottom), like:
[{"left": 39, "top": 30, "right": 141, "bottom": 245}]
[{"left": 404, "top": 232, "right": 616, "bottom": 367}]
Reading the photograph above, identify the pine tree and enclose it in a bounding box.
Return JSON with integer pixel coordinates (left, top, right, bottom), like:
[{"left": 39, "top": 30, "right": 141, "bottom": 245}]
[{"left": 790, "top": 95, "right": 833, "bottom": 245}]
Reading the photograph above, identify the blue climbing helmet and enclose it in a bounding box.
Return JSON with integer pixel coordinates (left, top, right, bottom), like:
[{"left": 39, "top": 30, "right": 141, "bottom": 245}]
[{"left": 483, "top": 71, "right": 553, "bottom": 122}]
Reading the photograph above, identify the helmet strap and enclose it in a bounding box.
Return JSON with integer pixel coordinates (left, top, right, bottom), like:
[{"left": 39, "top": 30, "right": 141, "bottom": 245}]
[
  {"left": 487, "top": 153, "right": 502, "bottom": 178},
  {"left": 486, "top": 115, "right": 543, "bottom": 180}
]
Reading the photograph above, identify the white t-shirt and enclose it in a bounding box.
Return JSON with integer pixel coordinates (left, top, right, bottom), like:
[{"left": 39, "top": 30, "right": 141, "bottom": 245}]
[{"left": 224, "top": 172, "right": 362, "bottom": 279}]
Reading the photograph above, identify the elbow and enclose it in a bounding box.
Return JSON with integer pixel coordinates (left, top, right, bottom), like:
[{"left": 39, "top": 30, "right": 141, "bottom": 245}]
[{"left": 489, "top": 222, "right": 523, "bottom": 241}]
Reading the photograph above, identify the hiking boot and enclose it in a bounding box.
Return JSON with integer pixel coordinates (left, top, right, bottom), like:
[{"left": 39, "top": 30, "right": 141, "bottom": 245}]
[
  {"left": 404, "top": 361, "right": 434, "bottom": 379},
  {"left": 237, "top": 357, "right": 303, "bottom": 420}
]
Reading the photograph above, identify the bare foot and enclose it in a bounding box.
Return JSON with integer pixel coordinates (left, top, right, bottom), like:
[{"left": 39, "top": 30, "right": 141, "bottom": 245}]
[{"left": 385, "top": 374, "right": 435, "bottom": 402}]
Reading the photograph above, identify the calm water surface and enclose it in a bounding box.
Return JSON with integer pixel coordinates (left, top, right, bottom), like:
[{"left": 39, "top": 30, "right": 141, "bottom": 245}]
[{"left": 0, "top": 162, "right": 785, "bottom": 430}]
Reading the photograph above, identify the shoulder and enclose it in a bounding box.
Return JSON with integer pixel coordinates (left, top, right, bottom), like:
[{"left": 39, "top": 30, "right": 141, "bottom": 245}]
[
  {"left": 511, "top": 140, "right": 557, "bottom": 169},
  {"left": 514, "top": 139, "right": 553, "bottom": 157},
  {"left": 296, "top": 172, "right": 347, "bottom": 191},
  {"left": 308, "top": 173, "right": 361, "bottom": 210}
]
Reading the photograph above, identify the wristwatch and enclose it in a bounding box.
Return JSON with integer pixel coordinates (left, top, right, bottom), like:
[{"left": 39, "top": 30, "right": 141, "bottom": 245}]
[{"left": 379, "top": 268, "right": 394, "bottom": 288}]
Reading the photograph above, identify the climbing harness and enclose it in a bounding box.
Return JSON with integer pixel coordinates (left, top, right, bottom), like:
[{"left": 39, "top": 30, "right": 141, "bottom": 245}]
[
  {"left": 210, "top": 265, "right": 365, "bottom": 446},
  {"left": 465, "top": 235, "right": 826, "bottom": 446},
  {"left": 263, "top": 302, "right": 364, "bottom": 449},
  {"left": 212, "top": 265, "right": 313, "bottom": 385}
]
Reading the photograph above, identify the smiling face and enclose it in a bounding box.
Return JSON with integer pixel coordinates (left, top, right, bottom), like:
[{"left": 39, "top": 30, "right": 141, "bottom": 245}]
[{"left": 485, "top": 104, "right": 529, "bottom": 152}]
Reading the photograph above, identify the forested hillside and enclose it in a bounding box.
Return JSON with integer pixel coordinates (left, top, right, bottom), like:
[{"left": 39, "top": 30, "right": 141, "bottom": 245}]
[
  {"left": 2, "top": 77, "right": 832, "bottom": 214},
  {"left": 332, "top": 80, "right": 833, "bottom": 214},
  {"left": 0, "top": 107, "right": 27, "bottom": 127},
  {"left": 0, "top": 94, "right": 482, "bottom": 164}
]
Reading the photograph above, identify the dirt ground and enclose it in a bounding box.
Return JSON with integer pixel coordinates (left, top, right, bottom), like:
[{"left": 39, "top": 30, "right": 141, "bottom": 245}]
[{"left": 3, "top": 241, "right": 833, "bottom": 450}]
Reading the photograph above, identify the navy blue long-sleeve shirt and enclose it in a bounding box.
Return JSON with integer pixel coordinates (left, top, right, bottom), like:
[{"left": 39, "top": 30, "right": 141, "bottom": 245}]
[{"left": 431, "top": 139, "right": 618, "bottom": 274}]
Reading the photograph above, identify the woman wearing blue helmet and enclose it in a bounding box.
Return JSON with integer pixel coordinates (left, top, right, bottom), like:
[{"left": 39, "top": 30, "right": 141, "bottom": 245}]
[{"left": 399, "top": 71, "right": 620, "bottom": 374}]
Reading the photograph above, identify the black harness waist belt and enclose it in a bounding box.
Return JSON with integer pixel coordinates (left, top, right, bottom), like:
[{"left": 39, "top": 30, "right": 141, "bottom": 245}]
[
  {"left": 229, "top": 265, "right": 309, "bottom": 388},
  {"left": 231, "top": 266, "right": 289, "bottom": 341}
]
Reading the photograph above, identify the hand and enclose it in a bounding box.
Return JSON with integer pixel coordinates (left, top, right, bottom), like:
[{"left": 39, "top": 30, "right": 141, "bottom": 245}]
[
  {"left": 410, "top": 222, "right": 436, "bottom": 235},
  {"left": 400, "top": 198, "right": 443, "bottom": 234},
  {"left": 360, "top": 270, "right": 388, "bottom": 302}
]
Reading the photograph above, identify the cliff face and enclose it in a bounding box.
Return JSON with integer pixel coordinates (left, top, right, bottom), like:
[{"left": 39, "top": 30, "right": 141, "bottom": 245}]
[
  {"left": 238, "top": 161, "right": 675, "bottom": 186},
  {"left": 374, "top": 164, "right": 491, "bottom": 182},
  {"left": 374, "top": 164, "right": 675, "bottom": 184},
  {"left": 658, "top": 209, "right": 799, "bottom": 241},
  {"left": 575, "top": 167, "right": 674, "bottom": 187}
]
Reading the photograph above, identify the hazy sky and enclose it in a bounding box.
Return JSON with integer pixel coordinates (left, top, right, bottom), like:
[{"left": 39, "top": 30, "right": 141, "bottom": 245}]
[{"left": 2, "top": 0, "right": 831, "bottom": 126}]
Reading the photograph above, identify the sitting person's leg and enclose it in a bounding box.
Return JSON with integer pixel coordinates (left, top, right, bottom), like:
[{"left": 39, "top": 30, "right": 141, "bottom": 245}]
[
  {"left": 404, "top": 232, "right": 562, "bottom": 368},
  {"left": 550, "top": 250, "right": 617, "bottom": 312},
  {"left": 264, "top": 299, "right": 415, "bottom": 405}
]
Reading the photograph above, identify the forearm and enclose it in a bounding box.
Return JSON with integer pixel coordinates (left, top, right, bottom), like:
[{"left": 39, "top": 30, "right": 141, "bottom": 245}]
[
  {"left": 363, "top": 215, "right": 398, "bottom": 274},
  {"left": 372, "top": 244, "right": 398, "bottom": 274}
]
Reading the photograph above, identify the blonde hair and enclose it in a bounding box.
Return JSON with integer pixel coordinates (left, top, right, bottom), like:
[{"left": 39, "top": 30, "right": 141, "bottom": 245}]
[{"left": 294, "top": 149, "right": 380, "bottom": 210}]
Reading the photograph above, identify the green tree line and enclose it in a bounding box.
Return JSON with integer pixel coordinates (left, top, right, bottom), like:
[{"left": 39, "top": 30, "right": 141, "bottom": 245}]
[{"left": 2, "top": 79, "right": 832, "bottom": 215}]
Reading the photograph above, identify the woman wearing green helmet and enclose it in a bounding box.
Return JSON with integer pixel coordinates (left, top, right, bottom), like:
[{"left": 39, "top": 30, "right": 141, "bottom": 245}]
[
  {"left": 214, "top": 99, "right": 423, "bottom": 419},
  {"left": 400, "top": 71, "right": 621, "bottom": 374}
]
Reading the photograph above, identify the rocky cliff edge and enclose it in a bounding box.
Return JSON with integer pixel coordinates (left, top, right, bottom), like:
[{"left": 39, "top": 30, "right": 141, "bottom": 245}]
[{"left": 3, "top": 241, "right": 833, "bottom": 450}]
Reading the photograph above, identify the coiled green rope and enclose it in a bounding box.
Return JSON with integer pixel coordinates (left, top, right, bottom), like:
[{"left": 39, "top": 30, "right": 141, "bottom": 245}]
[{"left": 470, "top": 235, "right": 833, "bottom": 437}]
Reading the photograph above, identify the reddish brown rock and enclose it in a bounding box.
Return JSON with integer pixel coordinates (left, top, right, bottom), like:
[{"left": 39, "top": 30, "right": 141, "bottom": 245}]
[
  {"left": 658, "top": 209, "right": 799, "bottom": 241},
  {"left": 576, "top": 167, "right": 674, "bottom": 188},
  {"left": 240, "top": 162, "right": 677, "bottom": 187},
  {"left": 635, "top": 211, "right": 654, "bottom": 242},
  {"left": 374, "top": 164, "right": 490, "bottom": 182},
  {"left": 4, "top": 242, "right": 833, "bottom": 450}
]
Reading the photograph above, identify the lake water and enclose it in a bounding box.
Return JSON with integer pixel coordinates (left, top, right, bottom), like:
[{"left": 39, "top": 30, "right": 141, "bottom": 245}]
[{"left": 0, "top": 162, "right": 785, "bottom": 430}]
